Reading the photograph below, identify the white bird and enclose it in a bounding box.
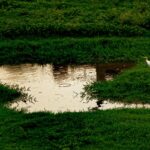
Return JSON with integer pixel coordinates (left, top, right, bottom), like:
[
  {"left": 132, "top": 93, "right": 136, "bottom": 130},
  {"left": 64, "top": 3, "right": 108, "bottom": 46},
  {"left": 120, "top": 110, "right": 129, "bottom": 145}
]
[{"left": 144, "top": 57, "right": 150, "bottom": 67}]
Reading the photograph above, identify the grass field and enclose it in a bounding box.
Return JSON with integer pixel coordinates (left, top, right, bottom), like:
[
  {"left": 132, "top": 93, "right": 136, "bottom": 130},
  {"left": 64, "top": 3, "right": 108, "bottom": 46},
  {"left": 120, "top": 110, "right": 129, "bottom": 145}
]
[
  {"left": 1, "top": 0, "right": 150, "bottom": 149},
  {"left": 0, "top": 37, "right": 150, "bottom": 64},
  {"left": 0, "top": 0, "right": 150, "bottom": 38},
  {"left": 1, "top": 85, "right": 150, "bottom": 150}
]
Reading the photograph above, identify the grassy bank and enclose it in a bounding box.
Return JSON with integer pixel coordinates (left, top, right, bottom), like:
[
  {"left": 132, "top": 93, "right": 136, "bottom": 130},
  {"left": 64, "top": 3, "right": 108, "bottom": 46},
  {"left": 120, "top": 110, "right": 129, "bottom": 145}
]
[
  {"left": 1, "top": 0, "right": 150, "bottom": 149},
  {"left": 0, "top": 37, "right": 150, "bottom": 64},
  {"left": 83, "top": 63, "right": 150, "bottom": 104},
  {"left": 0, "top": 0, "right": 150, "bottom": 38},
  {"left": 0, "top": 84, "right": 21, "bottom": 105},
  {"left": 1, "top": 85, "right": 150, "bottom": 149}
]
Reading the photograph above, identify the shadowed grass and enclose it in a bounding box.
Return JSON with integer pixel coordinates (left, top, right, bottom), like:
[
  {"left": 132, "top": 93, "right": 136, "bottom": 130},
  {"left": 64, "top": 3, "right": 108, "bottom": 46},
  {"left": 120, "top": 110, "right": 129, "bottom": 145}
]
[
  {"left": 0, "top": 37, "right": 150, "bottom": 65},
  {"left": 0, "top": 84, "right": 21, "bottom": 105},
  {"left": 1, "top": 104, "right": 150, "bottom": 149}
]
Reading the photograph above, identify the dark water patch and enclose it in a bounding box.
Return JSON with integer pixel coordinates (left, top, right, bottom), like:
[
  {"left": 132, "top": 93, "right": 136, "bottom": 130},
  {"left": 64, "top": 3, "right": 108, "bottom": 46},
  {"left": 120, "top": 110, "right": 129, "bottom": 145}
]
[{"left": 96, "top": 63, "right": 134, "bottom": 81}]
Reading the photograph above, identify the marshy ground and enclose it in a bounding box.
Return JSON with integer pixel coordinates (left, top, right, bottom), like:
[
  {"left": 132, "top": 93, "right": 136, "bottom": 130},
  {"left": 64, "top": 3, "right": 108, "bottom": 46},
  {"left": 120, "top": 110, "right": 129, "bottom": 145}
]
[{"left": 0, "top": 0, "right": 150, "bottom": 149}]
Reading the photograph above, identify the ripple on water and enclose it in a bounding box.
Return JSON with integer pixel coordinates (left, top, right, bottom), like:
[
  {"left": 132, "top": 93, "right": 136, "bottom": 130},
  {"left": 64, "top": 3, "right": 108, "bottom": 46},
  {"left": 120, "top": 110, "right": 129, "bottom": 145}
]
[{"left": 0, "top": 63, "right": 140, "bottom": 113}]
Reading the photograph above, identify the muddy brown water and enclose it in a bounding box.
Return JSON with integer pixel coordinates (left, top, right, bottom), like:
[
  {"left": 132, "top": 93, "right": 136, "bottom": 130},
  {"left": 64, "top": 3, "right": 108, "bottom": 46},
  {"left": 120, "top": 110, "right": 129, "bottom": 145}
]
[{"left": 0, "top": 63, "right": 146, "bottom": 113}]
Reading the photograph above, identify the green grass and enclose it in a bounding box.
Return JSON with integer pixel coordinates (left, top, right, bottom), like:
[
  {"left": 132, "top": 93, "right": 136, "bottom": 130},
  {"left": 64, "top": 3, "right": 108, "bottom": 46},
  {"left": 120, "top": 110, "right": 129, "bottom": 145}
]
[
  {"left": 1, "top": 82, "right": 150, "bottom": 149},
  {"left": 0, "top": 37, "right": 150, "bottom": 64},
  {"left": 1, "top": 102, "right": 150, "bottom": 149},
  {"left": 1, "top": 0, "right": 150, "bottom": 149},
  {"left": 83, "top": 63, "right": 150, "bottom": 104},
  {"left": 0, "top": 0, "right": 150, "bottom": 38},
  {"left": 0, "top": 84, "right": 21, "bottom": 105}
]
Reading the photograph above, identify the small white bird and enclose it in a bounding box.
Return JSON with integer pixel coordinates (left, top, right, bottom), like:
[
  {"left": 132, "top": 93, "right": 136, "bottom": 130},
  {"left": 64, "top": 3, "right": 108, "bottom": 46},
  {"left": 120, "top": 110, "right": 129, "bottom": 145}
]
[{"left": 144, "top": 57, "right": 150, "bottom": 67}]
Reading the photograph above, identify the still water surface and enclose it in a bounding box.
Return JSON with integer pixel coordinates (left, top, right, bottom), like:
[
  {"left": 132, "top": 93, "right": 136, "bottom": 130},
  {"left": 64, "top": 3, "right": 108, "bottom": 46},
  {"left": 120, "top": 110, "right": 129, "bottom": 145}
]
[
  {"left": 0, "top": 63, "right": 145, "bottom": 113},
  {"left": 0, "top": 64, "right": 97, "bottom": 112}
]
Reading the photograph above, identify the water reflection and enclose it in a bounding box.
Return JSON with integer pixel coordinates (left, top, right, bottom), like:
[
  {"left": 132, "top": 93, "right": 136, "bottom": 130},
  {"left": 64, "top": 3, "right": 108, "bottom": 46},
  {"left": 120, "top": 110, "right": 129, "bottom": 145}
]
[
  {"left": 0, "top": 64, "right": 97, "bottom": 112},
  {"left": 53, "top": 65, "right": 69, "bottom": 81},
  {"left": 0, "top": 63, "right": 136, "bottom": 113},
  {"left": 96, "top": 63, "right": 134, "bottom": 81}
]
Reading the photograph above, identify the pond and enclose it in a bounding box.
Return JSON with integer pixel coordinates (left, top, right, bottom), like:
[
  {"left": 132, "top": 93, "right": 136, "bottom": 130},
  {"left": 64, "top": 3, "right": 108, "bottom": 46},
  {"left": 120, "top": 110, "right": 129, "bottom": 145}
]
[{"left": 0, "top": 63, "right": 142, "bottom": 113}]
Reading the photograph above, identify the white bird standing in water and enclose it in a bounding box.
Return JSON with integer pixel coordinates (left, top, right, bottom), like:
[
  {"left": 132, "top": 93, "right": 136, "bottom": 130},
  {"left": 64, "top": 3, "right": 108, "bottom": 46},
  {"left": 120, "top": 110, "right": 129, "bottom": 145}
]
[{"left": 144, "top": 57, "right": 150, "bottom": 67}]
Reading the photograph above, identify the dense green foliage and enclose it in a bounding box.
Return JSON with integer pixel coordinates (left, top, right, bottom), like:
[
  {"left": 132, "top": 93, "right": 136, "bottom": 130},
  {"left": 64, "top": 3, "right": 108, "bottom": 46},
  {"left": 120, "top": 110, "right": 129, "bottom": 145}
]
[
  {"left": 1, "top": 0, "right": 150, "bottom": 149},
  {"left": 0, "top": 0, "right": 150, "bottom": 38},
  {"left": 84, "top": 63, "right": 150, "bottom": 103},
  {"left": 1, "top": 86, "right": 150, "bottom": 150},
  {"left": 0, "top": 37, "right": 150, "bottom": 64},
  {"left": 0, "top": 84, "right": 20, "bottom": 105}
]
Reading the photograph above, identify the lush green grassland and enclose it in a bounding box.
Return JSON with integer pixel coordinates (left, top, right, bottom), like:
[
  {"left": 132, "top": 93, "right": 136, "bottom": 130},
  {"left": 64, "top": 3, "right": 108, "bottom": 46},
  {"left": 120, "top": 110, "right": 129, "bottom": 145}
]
[
  {"left": 0, "top": 0, "right": 150, "bottom": 38},
  {"left": 0, "top": 37, "right": 150, "bottom": 64},
  {"left": 0, "top": 0, "right": 149, "bottom": 65},
  {"left": 1, "top": 85, "right": 150, "bottom": 150},
  {"left": 1, "top": 0, "right": 150, "bottom": 149}
]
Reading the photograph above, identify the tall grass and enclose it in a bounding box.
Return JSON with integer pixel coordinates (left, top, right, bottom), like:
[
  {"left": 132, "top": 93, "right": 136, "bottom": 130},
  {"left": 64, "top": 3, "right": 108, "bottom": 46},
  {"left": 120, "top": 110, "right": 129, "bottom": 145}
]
[
  {"left": 0, "top": 0, "right": 150, "bottom": 38},
  {"left": 0, "top": 37, "right": 150, "bottom": 64}
]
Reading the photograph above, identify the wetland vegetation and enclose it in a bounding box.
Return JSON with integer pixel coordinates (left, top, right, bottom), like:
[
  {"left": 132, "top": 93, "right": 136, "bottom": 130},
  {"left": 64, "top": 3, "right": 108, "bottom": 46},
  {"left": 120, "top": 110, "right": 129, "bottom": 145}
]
[{"left": 0, "top": 0, "right": 150, "bottom": 149}]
